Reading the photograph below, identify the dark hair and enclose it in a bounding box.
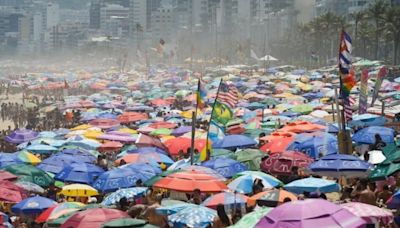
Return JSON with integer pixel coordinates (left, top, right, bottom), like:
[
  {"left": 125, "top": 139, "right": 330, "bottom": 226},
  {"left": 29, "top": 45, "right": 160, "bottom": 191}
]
[
  {"left": 283, "top": 197, "right": 292, "bottom": 203},
  {"left": 216, "top": 204, "right": 231, "bottom": 226},
  {"left": 320, "top": 193, "right": 327, "bottom": 200},
  {"left": 383, "top": 185, "right": 389, "bottom": 191}
]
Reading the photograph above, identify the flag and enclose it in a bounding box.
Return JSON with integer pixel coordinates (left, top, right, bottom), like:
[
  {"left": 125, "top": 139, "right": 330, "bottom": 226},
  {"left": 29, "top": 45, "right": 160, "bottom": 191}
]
[
  {"left": 199, "top": 140, "right": 211, "bottom": 162},
  {"left": 212, "top": 101, "right": 233, "bottom": 125},
  {"left": 371, "top": 66, "right": 388, "bottom": 106},
  {"left": 208, "top": 120, "right": 225, "bottom": 143},
  {"left": 196, "top": 79, "right": 207, "bottom": 109},
  {"left": 217, "top": 81, "right": 239, "bottom": 108},
  {"left": 339, "top": 30, "right": 354, "bottom": 98},
  {"left": 359, "top": 69, "right": 369, "bottom": 114},
  {"left": 344, "top": 96, "right": 356, "bottom": 121}
]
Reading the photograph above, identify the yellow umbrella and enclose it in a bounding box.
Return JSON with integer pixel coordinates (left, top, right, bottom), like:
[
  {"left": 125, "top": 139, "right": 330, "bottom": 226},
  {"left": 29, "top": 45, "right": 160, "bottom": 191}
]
[
  {"left": 61, "top": 184, "right": 99, "bottom": 197},
  {"left": 274, "top": 92, "right": 293, "bottom": 98},
  {"left": 84, "top": 130, "right": 104, "bottom": 139},
  {"left": 15, "top": 150, "right": 41, "bottom": 165},
  {"left": 118, "top": 128, "right": 137, "bottom": 134},
  {"left": 70, "top": 124, "right": 92, "bottom": 131}
]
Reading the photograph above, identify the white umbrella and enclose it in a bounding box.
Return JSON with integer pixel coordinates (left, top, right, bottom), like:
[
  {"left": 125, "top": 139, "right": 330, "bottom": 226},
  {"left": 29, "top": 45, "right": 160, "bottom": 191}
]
[{"left": 259, "top": 55, "right": 278, "bottom": 61}]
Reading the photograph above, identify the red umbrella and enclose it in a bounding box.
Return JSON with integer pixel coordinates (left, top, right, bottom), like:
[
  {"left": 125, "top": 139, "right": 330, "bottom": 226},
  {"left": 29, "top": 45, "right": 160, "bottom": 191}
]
[
  {"left": 260, "top": 132, "right": 296, "bottom": 154},
  {"left": 278, "top": 121, "right": 325, "bottom": 133},
  {"left": 164, "top": 138, "right": 207, "bottom": 156},
  {"left": 60, "top": 208, "right": 129, "bottom": 228},
  {"left": 153, "top": 169, "right": 227, "bottom": 193},
  {"left": 150, "top": 99, "right": 172, "bottom": 107},
  {"left": 78, "top": 100, "right": 97, "bottom": 108},
  {"left": 117, "top": 112, "right": 148, "bottom": 123},
  {"left": 0, "top": 180, "right": 27, "bottom": 203},
  {"left": 0, "top": 171, "right": 18, "bottom": 181},
  {"left": 135, "top": 134, "right": 166, "bottom": 149},
  {"left": 89, "top": 119, "right": 120, "bottom": 129},
  {"left": 99, "top": 141, "right": 123, "bottom": 152},
  {"left": 148, "top": 121, "right": 177, "bottom": 129},
  {"left": 261, "top": 151, "right": 313, "bottom": 176}
]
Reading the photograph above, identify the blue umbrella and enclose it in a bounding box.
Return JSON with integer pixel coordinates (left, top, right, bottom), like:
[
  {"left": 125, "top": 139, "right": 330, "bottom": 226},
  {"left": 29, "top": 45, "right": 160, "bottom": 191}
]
[
  {"left": 38, "top": 131, "right": 57, "bottom": 138},
  {"left": 25, "top": 144, "right": 58, "bottom": 154},
  {"left": 213, "top": 135, "right": 257, "bottom": 149},
  {"left": 228, "top": 172, "right": 282, "bottom": 194},
  {"left": 55, "top": 163, "right": 104, "bottom": 184},
  {"left": 11, "top": 196, "right": 56, "bottom": 215},
  {"left": 121, "top": 162, "right": 162, "bottom": 177},
  {"left": 287, "top": 132, "right": 338, "bottom": 158},
  {"left": 126, "top": 147, "right": 168, "bottom": 155},
  {"left": 5, "top": 129, "right": 39, "bottom": 144},
  {"left": 0, "top": 153, "right": 22, "bottom": 167},
  {"left": 57, "top": 149, "right": 97, "bottom": 163},
  {"left": 168, "top": 205, "right": 217, "bottom": 228},
  {"left": 65, "top": 136, "right": 101, "bottom": 150},
  {"left": 309, "top": 154, "right": 371, "bottom": 178},
  {"left": 93, "top": 168, "right": 152, "bottom": 193},
  {"left": 201, "top": 158, "right": 248, "bottom": 178},
  {"left": 156, "top": 203, "right": 191, "bottom": 215},
  {"left": 167, "top": 159, "right": 191, "bottom": 171},
  {"left": 101, "top": 187, "right": 148, "bottom": 206},
  {"left": 284, "top": 177, "right": 340, "bottom": 194},
  {"left": 349, "top": 114, "right": 386, "bottom": 127},
  {"left": 387, "top": 190, "right": 400, "bottom": 209},
  {"left": 37, "top": 154, "right": 89, "bottom": 174},
  {"left": 172, "top": 126, "right": 192, "bottom": 136},
  {"left": 352, "top": 126, "right": 395, "bottom": 144}
]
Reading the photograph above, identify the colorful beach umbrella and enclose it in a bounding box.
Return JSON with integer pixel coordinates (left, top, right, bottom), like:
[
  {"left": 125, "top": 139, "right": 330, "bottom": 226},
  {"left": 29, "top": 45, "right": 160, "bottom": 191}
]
[
  {"left": 341, "top": 202, "right": 393, "bottom": 225},
  {"left": 202, "top": 192, "right": 248, "bottom": 209},
  {"left": 168, "top": 205, "right": 217, "bottom": 228},
  {"left": 11, "top": 196, "right": 56, "bottom": 215},
  {"left": 228, "top": 171, "right": 282, "bottom": 194},
  {"left": 284, "top": 177, "right": 340, "bottom": 194},
  {"left": 352, "top": 126, "right": 395, "bottom": 144},
  {"left": 201, "top": 158, "right": 248, "bottom": 178},
  {"left": 55, "top": 163, "right": 105, "bottom": 184},
  {"left": 60, "top": 208, "right": 129, "bottom": 228},
  {"left": 101, "top": 187, "right": 148, "bottom": 206},
  {"left": 3, "top": 164, "right": 54, "bottom": 187},
  {"left": 247, "top": 189, "right": 297, "bottom": 207},
  {"left": 260, "top": 151, "right": 313, "bottom": 176},
  {"left": 5, "top": 129, "right": 39, "bottom": 144},
  {"left": 36, "top": 202, "right": 85, "bottom": 223},
  {"left": 61, "top": 184, "right": 99, "bottom": 197}
]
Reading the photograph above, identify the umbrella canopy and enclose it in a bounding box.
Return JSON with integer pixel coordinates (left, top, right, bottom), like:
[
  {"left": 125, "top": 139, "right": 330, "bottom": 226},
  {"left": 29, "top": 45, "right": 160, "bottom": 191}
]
[
  {"left": 213, "top": 135, "right": 257, "bottom": 149},
  {"left": 234, "top": 149, "right": 264, "bottom": 171},
  {"left": 60, "top": 208, "right": 129, "bottom": 228},
  {"left": 102, "top": 218, "right": 157, "bottom": 228},
  {"left": 284, "top": 177, "right": 340, "bottom": 194},
  {"left": 153, "top": 169, "right": 227, "bottom": 193},
  {"left": 13, "top": 150, "right": 42, "bottom": 164},
  {"left": 15, "top": 181, "right": 45, "bottom": 194},
  {"left": 89, "top": 119, "right": 120, "bottom": 129},
  {"left": 11, "top": 196, "right": 56, "bottom": 215},
  {"left": 164, "top": 137, "right": 207, "bottom": 156},
  {"left": 101, "top": 187, "right": 148, "bottom": 206},
  {"left": 116, "top": 152, "right": 173, "bottom": 166},
  {"left": 55, "top": 163, "right": 105, "bottom": 184},
  {"left": 3, "top": 164, "right": 54, "bottom": 187},
  {"left": 36, "top": 202, "right": 85, "bottom": 223},
  {"left": 341, "top": 202, "right": 393, "bottom": 225},
  {"left": 387, "top": 190, "right": 400, "bottom": 209},
  {"left": 228, "top": 171, "right": 282, "bottom": 194},
  {"left": 260, "top": 132, "right": 296, "bottom": 154},
  {"left": 61, "top": 184, "right": 99, "bottom": 197},
  {"left": 25, "top": 144, "right": 58, "bottom": 154},
  {"left": 352, "top": 126, "right": 395, "bottom": 144},
  {"left": 201, "top": 192, "right": 248, "bottom": 209},
  {"left": 168, "top": 205, "right": 217, "bottom": 228},
  {"left": 201, "top": 158, "right": 248, "bottom": 178},
  {"left": 309, "top": 154, "right": 371, "bottom": 178},
  {"left": 0, "top": 181, "right": 26, "bottom": 203},
  {"left": 231, "top": 207, "right": 272, "bottom": 228},
  {"left": 5, "top": 129, "right": 39, "bottom": 144},
  {"left": 261, "top": 151, "right": 313, "bottom": 176},
  {"left": 248, "top": 189, "right": 297, "bottom": 207},
  {"left": 0, "top": 170, "right": 18, "bottom": 181},
  {"left": 256, "top": 199, "right": 366, "bottom": 228},
  {"left": 287, "top": 132, "right": 338, "bottom": 158}
]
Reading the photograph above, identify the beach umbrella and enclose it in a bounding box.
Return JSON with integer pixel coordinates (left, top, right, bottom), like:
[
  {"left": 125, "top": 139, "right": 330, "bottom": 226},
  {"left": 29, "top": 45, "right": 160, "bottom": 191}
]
[
  {"left": 349, "top": 114, "right": 386, "bottom": 127},
  {"left": 201, "top": 158, "right": 248, "bottom": 178},
  {"left": 164, "top": 137, "right": 207, "bottom": 156},
  {"left": 101, "top": 187, "right": 148, "bottom": 206},
  {"left": 55, "top": 163, "right": 104, "bottom": 184},
  {"left": 0, "top": 153, "right": 22, "bottom": 167},
  {"left": 70, "top": 124, "right": 92, "bottom": 131},
  {"left": 230, "top": 207, "right": 272, "bottom": 228},
  {"left": 60, "top": 208, "right": 129, "bottom": 228},
  {"left": 37, "top": 154, "right": 81, "bottom": 174},
  {"left": 121, "top": 162, "right": 162, "bottom": 177},
  {"left": 126, "top": 147, "right": 168, "bottom": 155},
  {"left": 150, "top": 128, "right": 172, "bottom": 136},
  {"left": 102, "top": 218, "right": 157, "bottom": 228},
  {"left": 99, "top": 141, "right": 123, "bottom": 152},
  {"left": 25, "top": 144, "right": 58, "bottom": 154},
  {"left": 309, "top": 154, "right": 371, "bottom": 178},
  {"left": 0, "top": 181, "right": 25, "bottom": 203},
  {"left": 260, "top": 132, "right": 296, "bottom": 154},
  {"left": 352, "top": 126, "right": 395, "bottom": 144},
  {"left": 116, "top": 152, "right": 173, "bottom": 166},
  {"left": 5, "top": 129, "right": 39, "bottom": 144},
  {"left": 210, "top": 149, "right": 235, "bottom": 159},
  {"left": 3, "top": 164, "right": 54, "bottom": 187},
  {"left": 36, "top": 202, "right": 85, "bottom": 223},
  {"left": 149, "top": 121, "right": 177, "bottom": 129},
  {"left": 255, "top": 199, "right": 366, "bottom": 228},
  {"left": 13, "top": 150, "right": 42, "bottom": 164},
  {"left": 341, "top": 202, "right": 393, "bottom": 225},
  {"left": 172, "top": 126, "right": 192, "bottom": 136},
  {"left": 234, "top": 149, "right": 265, "bottom": 171},
  {"left": 15, "top": 181, "right": 45, "bottom": 194},
  {"left": 284, "top": 177, "right": 340, "bottom": 194},
  {"left": 247, "top": 189, "right": 297, "bottom": 207},
  {"left": 290, "top": 104, "right": 313, "bottom": 114},
  {"left": 278, "top": 121, "right": 325, "bottom": 133},
  {"left": 0, "top": 211, "right": 12, "bottom": 228},
  {"left": 0, "top": 170, "right": 17, "bottom": 181},
  {"left": 66, "top": 136, "right": 101, "bottom": 150},
  {"left": 228, "top": 171, "right": 282, "bottom": 194},
  {"left": 97, "top": 134, "right": 136, "bottom": 143},
  {"left": 136, "top": 134, "right": 166, "bottom": 150},
  {"left": 287, "top": 132, "right": 338, "bottom": 158},
  {"left": 213, "top": 135, "right": 257, "bottom": 149},
  {"left": 168, "top": 205, "right": 217, "bottom": 228},
  {"left": 156, "top": 202, "right": 191, "bottom": 215},
  {"left": 153, "top": 169, "right": 227, "bottom": 193},
  {"left": 61, "top": 184, "right": 99, "bottom": 197},
  {"left": 260, "top": 151, "right": 313, "bottom": 176},
  {"left": 93, "top": 168, "right": 151, "bottom": 193},
  {"left": 11, "top": 196, "right": 56, "bottom": 215},
  {"left": 144, "top": 170, "right": 181, "bottom": 187},
  {"left": 201, "top": 192, "right": 248, "bottom": 209}
]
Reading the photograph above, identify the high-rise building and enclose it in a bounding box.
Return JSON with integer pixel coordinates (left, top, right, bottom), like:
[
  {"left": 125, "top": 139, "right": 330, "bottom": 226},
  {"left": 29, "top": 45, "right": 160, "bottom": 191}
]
[
  {"left": 90, "top": 0, "right": 101, "bottom": 29},
  {"left": 315, "top": 0, "right": 349, "bottom": 16}
]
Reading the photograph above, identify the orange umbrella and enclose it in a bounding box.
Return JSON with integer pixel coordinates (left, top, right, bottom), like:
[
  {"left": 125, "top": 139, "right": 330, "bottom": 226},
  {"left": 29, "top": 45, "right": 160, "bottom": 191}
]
[
  {"left": 148, "top": 122, "right": 177, "bottom": 129},
  {"left": 117, "top": 112, "right": 148, "bottom": 123},
  {"left": 164, "top": 138, "right": 207, "bottom": 156},
  {"left": 247, "top": 189, "right": 297, "bottom": 207},
  {"left": 260, "top": 132, "right": 296, "bottom": 154},
  {"left": 150, "top": 99, "right": 172, "bottom": 106},
  {"left": 99, "top": 141, "right": 123, "bottom": 152},
  {"left": 153, "top": 170, "right": 227, "bottom": 193},
  {"left": 135, "top": 134, "right": 166, "bottom": 150},
  {"left": 278, "top": 121, "right": 325, "bottom": 133}
]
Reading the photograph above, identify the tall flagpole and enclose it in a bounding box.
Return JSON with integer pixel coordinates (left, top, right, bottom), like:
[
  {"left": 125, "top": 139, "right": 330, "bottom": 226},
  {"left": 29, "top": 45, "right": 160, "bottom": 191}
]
[
  {"left": 204, "top": 79, "right": 223, "bottom": 160},
  {"left": 190, "top": 79, "right": 200, "bottom": 165}
]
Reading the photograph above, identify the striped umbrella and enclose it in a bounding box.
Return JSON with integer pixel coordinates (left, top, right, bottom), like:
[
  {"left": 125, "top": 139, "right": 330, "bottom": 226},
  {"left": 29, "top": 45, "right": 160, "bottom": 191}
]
[
  {"left": 36, "top": 202, "right": 85, "bottom": 223},
  {"left": 202, "top": 192, "right": 248, "bottom": 209},
  {"left": 101, "top": 187, "right": 148, "bottom": 206},
  {"left": 168, "top": 205, "right": 217, "bottom": 228}
]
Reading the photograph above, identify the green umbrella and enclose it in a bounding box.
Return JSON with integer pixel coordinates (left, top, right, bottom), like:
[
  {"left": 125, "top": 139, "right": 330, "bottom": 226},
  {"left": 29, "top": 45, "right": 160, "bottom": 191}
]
[
  {"left": 234, "top": 149, "right": 265, "bottom": 171},
  {"left": 261, "top": 98, "right": 278, "bottom": 106},
  {"left": 290, "top": 104, "right": 313, "bottom": 114},
  {"left": 369, "top": 147, "right": 400, "bottom": 181},
  {"left": 2, "top": 164, "right": 54, "bottom": 187},
  {"left": 150, "top": 128, "right": 172, "bottom": 136},
  {"left": 230, "top": 207, "right": 272, "bottom": 228},
  {"left": 46, "top": 213, "right": 75, "bottom": 227},
  {"left": 102, "top": 218, "right": 157, "bottom": 228},
  {"left": 211, "top": 149, "right": 235, "bottom": 159},
  {"left": 144, "top": 170, "right": 180, "bottom": 187},
  {"left": 175, "top": 90, "right": 191, "bottom": 97}
]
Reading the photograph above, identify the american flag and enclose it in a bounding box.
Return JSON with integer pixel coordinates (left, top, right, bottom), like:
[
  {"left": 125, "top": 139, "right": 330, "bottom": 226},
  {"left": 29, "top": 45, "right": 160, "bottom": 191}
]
[
  {"left": 343, "top": 96, "right": 356, "bottom": 121},
  {"left": 217, "top": 81, "right": 239, "bottom": 108}
]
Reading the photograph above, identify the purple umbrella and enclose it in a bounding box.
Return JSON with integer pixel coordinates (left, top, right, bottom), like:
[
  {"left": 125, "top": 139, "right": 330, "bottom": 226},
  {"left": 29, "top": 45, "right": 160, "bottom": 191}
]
[
  {"left": 97, "top": 134, "right": 136, "bottom": 143},
  {"left": 172, "top": 126, "right": 192, "bottom": 136},
  {"left": 256, "top": 199, "right": 366, "bottom": 228},
  {"left": 5, "top": 129, "right": 39, "bottom": 144}
]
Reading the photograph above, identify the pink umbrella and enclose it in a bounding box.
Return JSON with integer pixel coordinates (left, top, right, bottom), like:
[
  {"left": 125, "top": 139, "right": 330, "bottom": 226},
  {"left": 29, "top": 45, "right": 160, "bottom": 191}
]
[
  {"left": 341, "top": 202, "right": 393, "bottom": 225},
  {"left": 61, "top": 208, "right": 129, "bottom": 228},
  {"left": 89, "top": 119, "right": 120, "bottom": 129},
  {"left": 135, "top": 134, "right": 165, "bottom": 149},
  {"left": 97, "top": 134, "right": 136, "bottom": 143}
]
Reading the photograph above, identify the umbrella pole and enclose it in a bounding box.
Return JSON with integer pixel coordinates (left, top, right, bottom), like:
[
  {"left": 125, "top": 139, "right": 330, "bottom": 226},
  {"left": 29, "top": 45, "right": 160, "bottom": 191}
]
[
  {"left": 333, "top": 86, "right": 342, "bottom": 131},
  {"left": 190, "top": 110, "right": 196, "bottom": 165}
]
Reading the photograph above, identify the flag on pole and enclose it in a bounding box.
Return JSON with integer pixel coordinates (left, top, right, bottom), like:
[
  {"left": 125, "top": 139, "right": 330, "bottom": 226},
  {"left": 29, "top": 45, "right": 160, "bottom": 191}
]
[
  {"left": 371, "top": 66, "right": 388, "bottom": 106},
  {"left": 339, "top": 30, "right": 355, "bottom": 98},
  {"left": 211, "top": 101, "right": 233, "bottom": 125},
  {"left": 359, "top": 69, "right": 369, "bottom": 114},
  {"left": 217, "top": 81, "right": 239, "bottom": 108},
  {"left": 344, "top": 96, "right": 356, "bottom": 121},
  {"left": 196, "top": 79, "right": 207, "bottom": 110}
]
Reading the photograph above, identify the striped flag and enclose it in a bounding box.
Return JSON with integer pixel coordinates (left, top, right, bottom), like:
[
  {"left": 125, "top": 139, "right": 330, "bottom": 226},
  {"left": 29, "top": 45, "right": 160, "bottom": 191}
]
[
  {"left": 339, "top": 30, "right": 355, "bottom": 98},
  {"left": 196, "top": 79, "right": 207, "bottom": 109},
  {"left": 217, "top": 81, "right": 239, "bottom": 108},
  {"left": 344, "top": 96, "right": 356, "bottom": 121}
]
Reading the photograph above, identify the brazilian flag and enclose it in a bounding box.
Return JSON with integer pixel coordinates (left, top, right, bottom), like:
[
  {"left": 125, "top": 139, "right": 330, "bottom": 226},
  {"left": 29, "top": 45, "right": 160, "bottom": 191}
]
[{"left": 212, "top": 101, "right": 233, "bottom": 125}]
